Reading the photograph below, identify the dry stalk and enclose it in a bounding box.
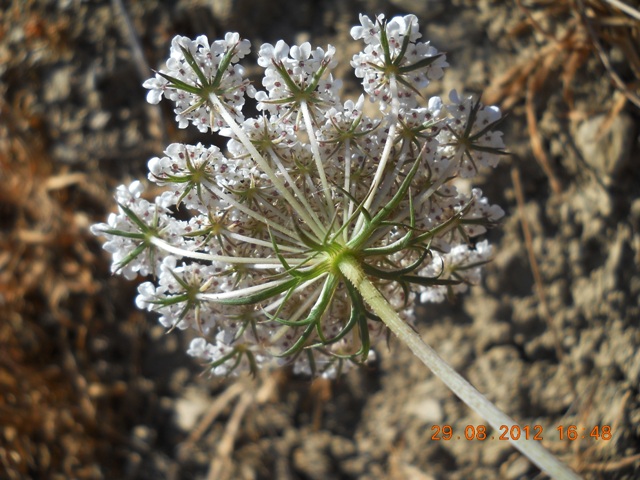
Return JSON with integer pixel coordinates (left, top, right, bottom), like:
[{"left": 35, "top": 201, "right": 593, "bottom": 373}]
[
  {"left": 177, "top": 381, "right": 246, "bottom": 460},
  {"left": 525, "top": 78, "right": 564, "bottom": 194},
  {"left": 576, "top": 0, "right": 640, "bottom": 108},
  {"left": 583, "top": 452, "right": 640, "bottom": 472},
  {"left": 487, "top": 0, "right": 640, "bottom": 194},
  {"left": 510, "top": 166, "right": 564, "bottom": 360},
  {"left": 206, "top": 390, "right": 254, "bottom": 480}
]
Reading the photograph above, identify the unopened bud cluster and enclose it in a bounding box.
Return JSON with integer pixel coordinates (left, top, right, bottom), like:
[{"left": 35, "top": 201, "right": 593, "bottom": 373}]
[{"left": 92, "top": 14, "right": 506, "bottom": 378}]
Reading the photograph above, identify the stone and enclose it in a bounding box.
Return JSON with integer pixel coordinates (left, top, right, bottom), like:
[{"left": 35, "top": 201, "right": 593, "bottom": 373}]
[{"left": 574, "top": 113, "right": 636, "bottom": 183}]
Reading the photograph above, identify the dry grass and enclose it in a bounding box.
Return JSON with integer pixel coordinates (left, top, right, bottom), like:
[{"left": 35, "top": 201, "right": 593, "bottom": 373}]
[
  {"left": 485, "top": 0, "right": 640, "bottom": 193},
  {"left": 0, "top": 5, "right": 108, "bottom": 474},
  {"left": 0, "top": 90, "right": 131, "bottom": 479}
]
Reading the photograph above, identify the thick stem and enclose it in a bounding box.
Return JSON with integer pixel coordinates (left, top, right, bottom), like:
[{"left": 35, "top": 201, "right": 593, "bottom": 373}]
[{"left": 338, "top": 255, "right": 581, "bottom": 480}]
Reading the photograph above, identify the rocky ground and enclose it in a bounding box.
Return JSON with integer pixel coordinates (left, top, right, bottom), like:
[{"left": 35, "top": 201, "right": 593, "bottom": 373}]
[{"left": 1, "top": 0, "right": 639, "bottom": 479}]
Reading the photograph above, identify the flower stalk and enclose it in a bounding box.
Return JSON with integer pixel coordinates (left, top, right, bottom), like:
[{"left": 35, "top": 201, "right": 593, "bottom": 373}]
[{"left": 338, "top": 254, "right": 580, "bottom": 480}]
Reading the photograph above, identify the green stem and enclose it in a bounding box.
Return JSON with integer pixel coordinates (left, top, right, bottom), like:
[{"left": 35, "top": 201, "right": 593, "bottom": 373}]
[
  {"left": 338, "top": 255, "right": 581, "bottom": 480},
  {"left": 353, "top": 75, "right": 400, "bottom": 238}
]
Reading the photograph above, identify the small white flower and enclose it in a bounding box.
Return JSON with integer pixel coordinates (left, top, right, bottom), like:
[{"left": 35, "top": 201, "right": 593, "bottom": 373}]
[
  {"left": 187, "top": 337, "right": 209, "bottom": 358},
  {"left": 350, "top": 13, "right": 384, "bottom": 45}
]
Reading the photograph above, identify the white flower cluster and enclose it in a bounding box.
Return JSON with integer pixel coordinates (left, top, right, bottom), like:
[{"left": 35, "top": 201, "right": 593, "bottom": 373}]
[
  {"left": 255, "top": 41, "right": 341, "bottom": 116},
  {"left": 351, "top": 14, "right": 448, "bottom": 109},
  {"left": 92, "top": 14, "right": 506, "bottom": 378},
  {"left": 142, "top": 33, "right": 254, "bottom": 132}
]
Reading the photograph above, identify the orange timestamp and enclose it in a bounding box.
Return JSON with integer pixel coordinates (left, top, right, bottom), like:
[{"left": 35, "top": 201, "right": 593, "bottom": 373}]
[{"left": 431, "top": 425, "right": 613, "bottom": 441}]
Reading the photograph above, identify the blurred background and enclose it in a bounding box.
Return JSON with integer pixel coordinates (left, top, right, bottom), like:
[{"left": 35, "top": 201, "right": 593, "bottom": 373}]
[{"left": 1, "top": 0, "right": 639, "bottom": 478}]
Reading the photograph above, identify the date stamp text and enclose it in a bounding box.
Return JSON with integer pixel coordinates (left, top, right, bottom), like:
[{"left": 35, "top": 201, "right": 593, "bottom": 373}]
[{"left": 430, "top": 425, "right": 612, "bottom": 441}]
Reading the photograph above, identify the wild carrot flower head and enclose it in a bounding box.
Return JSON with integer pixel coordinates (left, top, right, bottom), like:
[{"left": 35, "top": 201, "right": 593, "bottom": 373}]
[{"left": 92, "top": 14, "right": 507, "bottom": 378}]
